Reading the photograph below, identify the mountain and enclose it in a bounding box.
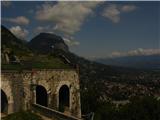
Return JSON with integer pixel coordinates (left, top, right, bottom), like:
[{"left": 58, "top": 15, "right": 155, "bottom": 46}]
[
  {"left": 1, "top": 25, "right": 160, "bottom": 114},
  {"left": 1, "top": 25, "right": 31, "bottom": 56},
  {"left": 2, "top": 24, "right": 159, "bottom": 85},
  {"left": 1, "top": 25, "right": 70, "bottom": 69},
  {"left": 96, "top": 55, "right": 160, "bottom": 70},
  {"left": 28, "top": 33, "right": 69, "bottom": 53},
  {"left": 2, "top": 25, "right": 159, "bottom": 84}
]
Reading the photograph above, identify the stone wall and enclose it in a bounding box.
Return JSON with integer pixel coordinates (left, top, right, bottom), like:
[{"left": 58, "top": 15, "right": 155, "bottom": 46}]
[
  {"left": 1, "top": 71, "right": 26, "bottom": 113},
  {"left": 1, "top": 69, "right": 81, "bottom": 118}
]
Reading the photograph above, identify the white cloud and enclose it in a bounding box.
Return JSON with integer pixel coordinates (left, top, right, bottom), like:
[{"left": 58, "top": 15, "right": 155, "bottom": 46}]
[
  {"left": 102, "top": 4, "right": 120, "bottom": 23},
  {"left": 102, "top": 4, "right": 137, "bottom": 23},
  {"left": 10, "top": 26, "right": 29, "bottom": 40},
  {"left": 3, "top": 16, "right": 30, "bottom": 25},
  {"left": 2, "top": 1, "right": 12, "bottom": 7},
  {"left": 35, "top": 1, "right": 102, "bottom": 46},
  {"left": 34, "top": 26, "right": 54, "bottom": 34},
  {"left": 36, "top": 1, "right": 101, "bottom": 35},
  {"left": 63, "top": 37, "right": 80, "bottom": 46},
  {"left": 110, "top": 48, "right": 160, "bottom": 58},
  {"left": 121, "top": 5, "right": 137, "bottom": 12}
]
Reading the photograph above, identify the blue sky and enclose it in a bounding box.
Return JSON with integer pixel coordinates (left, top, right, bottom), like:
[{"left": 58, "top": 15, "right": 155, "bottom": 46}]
[{"left": 1, "top": 1, "right": 160, "bottom": 58}]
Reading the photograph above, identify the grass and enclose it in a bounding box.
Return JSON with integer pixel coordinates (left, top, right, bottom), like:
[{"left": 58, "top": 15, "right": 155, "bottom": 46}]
[
  {"left": 2, "top": 111, "right": 42, "bottom": 120},
  {"left": 1, "top": 64, "right": 23, "bottom": 71},
  {"left": 1, "top": 62, "right": 71, "bottom": 70},
  {"left": 2, "top": 55, "right": 71, "bottom": 70}
]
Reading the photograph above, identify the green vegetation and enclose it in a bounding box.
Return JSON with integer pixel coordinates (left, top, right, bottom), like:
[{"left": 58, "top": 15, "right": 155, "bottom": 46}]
[
  {"left": 2, "top": 54, "right": 71, "bottom": 70},
  {"left": 1, "top": 64, "right": 23, "bottom": 71},
  {"left": 82, "top": 95, "right": 160, "bottom": 120},
  {"left": 2, "top": 111, "right": 42, "bottom": 120}
]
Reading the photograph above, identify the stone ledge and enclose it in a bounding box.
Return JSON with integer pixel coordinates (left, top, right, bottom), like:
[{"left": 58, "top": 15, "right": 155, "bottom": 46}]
[{"left": 32, "top": 104, "right": 82, "bottom": 120}]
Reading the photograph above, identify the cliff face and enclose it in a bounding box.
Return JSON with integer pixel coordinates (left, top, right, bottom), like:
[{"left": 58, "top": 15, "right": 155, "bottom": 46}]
[{"left": 28, "top": 33, "right": 69, "bottom": 53}]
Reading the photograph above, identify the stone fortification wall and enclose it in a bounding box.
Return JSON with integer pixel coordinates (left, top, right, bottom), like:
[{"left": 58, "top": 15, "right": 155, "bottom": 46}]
[{"left": 1, "top": 69, "right": 81, "bottom": 118}]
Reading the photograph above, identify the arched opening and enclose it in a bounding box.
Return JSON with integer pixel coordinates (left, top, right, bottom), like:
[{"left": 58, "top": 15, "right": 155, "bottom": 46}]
[
  {"left": 1, "top": 89, "right": 8, "bottom": 113},
  {"left": 59, "top": 85, "right": 69, "bottom": 112},
  {"left": 36, "top": 85, "right": 48, "bottom": 107}
]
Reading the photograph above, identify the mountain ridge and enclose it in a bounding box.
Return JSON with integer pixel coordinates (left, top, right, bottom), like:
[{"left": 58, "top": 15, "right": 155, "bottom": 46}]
[
  {"left": 28, "top": 32, "right": 69, "bottom": 53},
  {"left": 95, "top": 54, "right": 160, "bottom": 70}
]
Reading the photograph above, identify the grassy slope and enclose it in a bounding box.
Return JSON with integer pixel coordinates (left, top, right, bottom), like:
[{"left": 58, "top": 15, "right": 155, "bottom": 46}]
[
  {"left": 2, "top": 54, "right": 71, "bottom": 70},
  {"left": 2, "top": 111, "right": 42, "bottom": 120}
]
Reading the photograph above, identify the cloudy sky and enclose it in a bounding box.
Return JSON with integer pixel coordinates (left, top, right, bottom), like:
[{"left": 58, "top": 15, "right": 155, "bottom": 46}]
[{"left": 1, "top": 1, "right": 160, "bottom": 58}]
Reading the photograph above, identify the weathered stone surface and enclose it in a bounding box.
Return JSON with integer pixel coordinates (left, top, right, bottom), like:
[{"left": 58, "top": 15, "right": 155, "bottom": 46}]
[{"left": 1, "top": 69, "right": 81, "bottom": 118}]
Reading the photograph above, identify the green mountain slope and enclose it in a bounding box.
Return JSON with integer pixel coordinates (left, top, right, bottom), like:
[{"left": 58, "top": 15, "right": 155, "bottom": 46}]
[{"left": 1, "top": 25, "right": 71, "bottom": 70}]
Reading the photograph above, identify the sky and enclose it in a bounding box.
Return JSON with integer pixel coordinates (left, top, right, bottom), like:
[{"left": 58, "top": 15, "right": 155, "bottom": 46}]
[{"left": 1, "top": 1, "right": 160, "bottom": 59}]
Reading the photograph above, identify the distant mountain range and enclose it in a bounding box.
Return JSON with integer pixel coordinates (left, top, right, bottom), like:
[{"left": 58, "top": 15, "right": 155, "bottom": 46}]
[{"left": 95, "top": 55, "right": 160, "bottom": 70}]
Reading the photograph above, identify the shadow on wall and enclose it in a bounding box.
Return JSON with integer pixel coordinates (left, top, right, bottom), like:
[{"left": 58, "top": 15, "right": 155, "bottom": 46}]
[
  {"left": 1, "top": 89, "right": 8, "bottom": 113},
  {"left": 59, "top": 85, "right": 69, "bottom": 112},
  {"left": 36, "top": 85, "right": 48, "bottom": 107}
]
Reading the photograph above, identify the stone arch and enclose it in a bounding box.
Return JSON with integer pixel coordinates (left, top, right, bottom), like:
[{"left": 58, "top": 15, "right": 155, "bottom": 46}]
[
  {"left": 56, "top": 81, "right": 72, "bottom": 111},
  {"left": 1, "top": 80, "right": 14, "bottom": 114},
  {"left": 37, "top": 80, "right": 50, "bottom": 92},
  {"left": 1, "top": 89, "right": 8, "bottom": 113},
  {"left": 36, "top": 85, "right": 48, "bottom": 107},
  {"left": 59, "top": 85, "right": 70, "bottom": 112}
]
